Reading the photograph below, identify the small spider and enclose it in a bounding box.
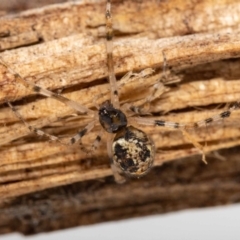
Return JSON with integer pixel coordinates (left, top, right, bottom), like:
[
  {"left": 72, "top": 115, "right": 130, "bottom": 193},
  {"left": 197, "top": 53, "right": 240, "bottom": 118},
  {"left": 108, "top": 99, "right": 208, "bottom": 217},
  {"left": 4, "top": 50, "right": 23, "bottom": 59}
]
[{"left": 2, "top": 0, "right": 240, "bottom": 183}]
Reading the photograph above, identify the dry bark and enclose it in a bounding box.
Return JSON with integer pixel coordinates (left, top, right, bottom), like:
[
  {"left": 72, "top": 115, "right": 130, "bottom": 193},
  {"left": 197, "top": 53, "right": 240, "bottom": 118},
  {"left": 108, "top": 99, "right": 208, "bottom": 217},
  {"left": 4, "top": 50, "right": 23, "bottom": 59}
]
[{"left": 0, "top": 0, "right": 240, "bottom": 235}]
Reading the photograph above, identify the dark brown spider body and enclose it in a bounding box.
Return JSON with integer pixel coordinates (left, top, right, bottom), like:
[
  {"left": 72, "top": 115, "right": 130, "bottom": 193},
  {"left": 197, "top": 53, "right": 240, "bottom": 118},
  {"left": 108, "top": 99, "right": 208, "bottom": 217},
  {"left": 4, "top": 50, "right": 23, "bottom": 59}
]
[
  {"left": 99, "top": 100, "right": 127, "bottom": 133},
  {"left": 99, "top": 101, "right": 154, "bottom": 177}
]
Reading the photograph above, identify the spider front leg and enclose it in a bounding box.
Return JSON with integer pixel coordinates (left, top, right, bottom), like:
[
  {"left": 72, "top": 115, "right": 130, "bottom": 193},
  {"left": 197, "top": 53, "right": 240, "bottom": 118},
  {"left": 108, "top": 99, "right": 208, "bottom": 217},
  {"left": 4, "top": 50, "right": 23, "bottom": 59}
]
[
  {"left": 105, "top": 0, "right": 120, "bottom": 109},
  {"left": 0, "top": 58, "right": 94, "bottom": 116}
]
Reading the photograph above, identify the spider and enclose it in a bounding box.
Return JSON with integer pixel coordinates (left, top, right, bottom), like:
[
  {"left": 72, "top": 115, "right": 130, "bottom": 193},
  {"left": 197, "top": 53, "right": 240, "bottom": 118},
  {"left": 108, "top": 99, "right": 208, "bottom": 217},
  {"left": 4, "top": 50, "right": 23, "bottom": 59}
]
[{"left": 2, "top": 0, "right": 240, "bottom": 183}]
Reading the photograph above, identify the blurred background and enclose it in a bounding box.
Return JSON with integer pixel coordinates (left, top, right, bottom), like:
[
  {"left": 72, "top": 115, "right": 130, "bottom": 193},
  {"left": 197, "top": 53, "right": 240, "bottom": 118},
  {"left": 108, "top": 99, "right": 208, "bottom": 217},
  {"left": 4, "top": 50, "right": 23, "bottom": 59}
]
[{"left": 2, "top": 204, "right": 240, "bottom": 240}]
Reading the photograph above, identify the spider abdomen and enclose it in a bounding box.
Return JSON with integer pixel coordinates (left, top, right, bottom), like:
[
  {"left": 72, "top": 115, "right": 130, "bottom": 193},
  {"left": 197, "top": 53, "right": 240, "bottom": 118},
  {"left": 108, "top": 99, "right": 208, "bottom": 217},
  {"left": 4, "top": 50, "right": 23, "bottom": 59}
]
[{"left": 112, "top": 126, "right": 154, "bottom": 177}]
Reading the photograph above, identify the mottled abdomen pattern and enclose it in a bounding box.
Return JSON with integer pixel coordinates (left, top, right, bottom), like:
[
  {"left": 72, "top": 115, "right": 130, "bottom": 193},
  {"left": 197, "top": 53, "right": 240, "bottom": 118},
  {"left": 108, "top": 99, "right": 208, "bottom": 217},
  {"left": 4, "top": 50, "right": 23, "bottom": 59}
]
[{"left": 112, "top": 126, "right": 154, "bottom": 177}]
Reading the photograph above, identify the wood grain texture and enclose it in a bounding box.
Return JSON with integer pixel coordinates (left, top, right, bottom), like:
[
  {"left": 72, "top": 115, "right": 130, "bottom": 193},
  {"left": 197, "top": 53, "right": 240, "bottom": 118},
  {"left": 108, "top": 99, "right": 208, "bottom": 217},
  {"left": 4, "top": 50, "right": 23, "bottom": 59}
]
[{"left": 0, "top": 0, "right": 240, "bottom": 235}]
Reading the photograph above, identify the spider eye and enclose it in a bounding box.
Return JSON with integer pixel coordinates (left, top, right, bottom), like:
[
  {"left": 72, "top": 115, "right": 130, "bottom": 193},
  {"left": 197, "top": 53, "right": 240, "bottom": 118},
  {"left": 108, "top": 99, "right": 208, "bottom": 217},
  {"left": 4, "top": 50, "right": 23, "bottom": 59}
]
[
  {"left": 112, "top": 126, "right": 154, "bottom": 177},
  {"left": 99, "top": 101, "right": 127, "bottom": 133}
]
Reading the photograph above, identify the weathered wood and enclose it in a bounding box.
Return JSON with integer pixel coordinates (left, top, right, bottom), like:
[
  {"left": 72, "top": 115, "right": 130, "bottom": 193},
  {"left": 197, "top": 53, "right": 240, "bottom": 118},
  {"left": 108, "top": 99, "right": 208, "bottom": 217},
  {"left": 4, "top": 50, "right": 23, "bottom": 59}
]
[
  {"left": 1, "top": 147, "right": 240, "bottom": 235},
  {"left": 0, "top": 0, "right": 240, "bottom": 235}
]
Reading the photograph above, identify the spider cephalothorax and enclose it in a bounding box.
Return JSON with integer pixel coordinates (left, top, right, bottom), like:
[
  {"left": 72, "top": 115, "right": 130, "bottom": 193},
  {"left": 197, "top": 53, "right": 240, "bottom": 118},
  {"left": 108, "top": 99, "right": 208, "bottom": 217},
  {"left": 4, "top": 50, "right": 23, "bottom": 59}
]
[{"left": 99, "top": 100, "right": 127, "bottom": 133}]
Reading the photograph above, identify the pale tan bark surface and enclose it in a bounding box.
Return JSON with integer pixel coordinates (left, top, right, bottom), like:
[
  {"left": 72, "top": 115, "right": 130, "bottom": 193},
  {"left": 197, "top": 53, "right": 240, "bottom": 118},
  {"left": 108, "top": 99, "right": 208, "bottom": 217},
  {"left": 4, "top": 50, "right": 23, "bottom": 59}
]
[{"left": 0, "top": 0, "right": 240, "bottom": 235}]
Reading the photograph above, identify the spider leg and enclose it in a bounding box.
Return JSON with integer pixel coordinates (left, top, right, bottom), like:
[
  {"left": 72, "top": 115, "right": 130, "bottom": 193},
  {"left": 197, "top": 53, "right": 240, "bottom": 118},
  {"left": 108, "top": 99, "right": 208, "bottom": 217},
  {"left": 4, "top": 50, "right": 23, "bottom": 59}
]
[
  {"left": 8, "top": 100, "right": 97, "bottom": 147},
  {"left": 127, "top": 51, "right": 181, "bottom": 114},
  {"left": 192, "top": 107, "right": 235, "bottom": 128},
  {"left": 0, "top": 58, "right": 94, "bottom": 115},
  {"left": 106, "top": 0, "right": 120, "bottom": 109},
  {"left": 90, "top": 129, "right": 104, "bottom": 151},
  {"left": 118, "top": 57, "right": 175, "bottom": 116},
  {"left": 133, "top": 102, "right": 239, "bottom": 129},
  {"left": 7, "top": 101, "right": 61, "bottom": 143},
  {"left": 120, "top": 69, "right": 157, "bottom": 115},
  {"left": 132, "top": 116, "right": 208, "bottom": 161},
  {"left": 121, "top": 102, "right": 152, "bottom": 117},
  {"left": 144, "top": 51, "right": 168, "bottom": 104},
  {"left": 69, "top": 119, "right": 96, "bottom": 145},
  {"left": 181, "top": 129, "right": 207, "bottom": 164},
  {"left": 132, "top": 104, "right": 240, "bottom": 163}
]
